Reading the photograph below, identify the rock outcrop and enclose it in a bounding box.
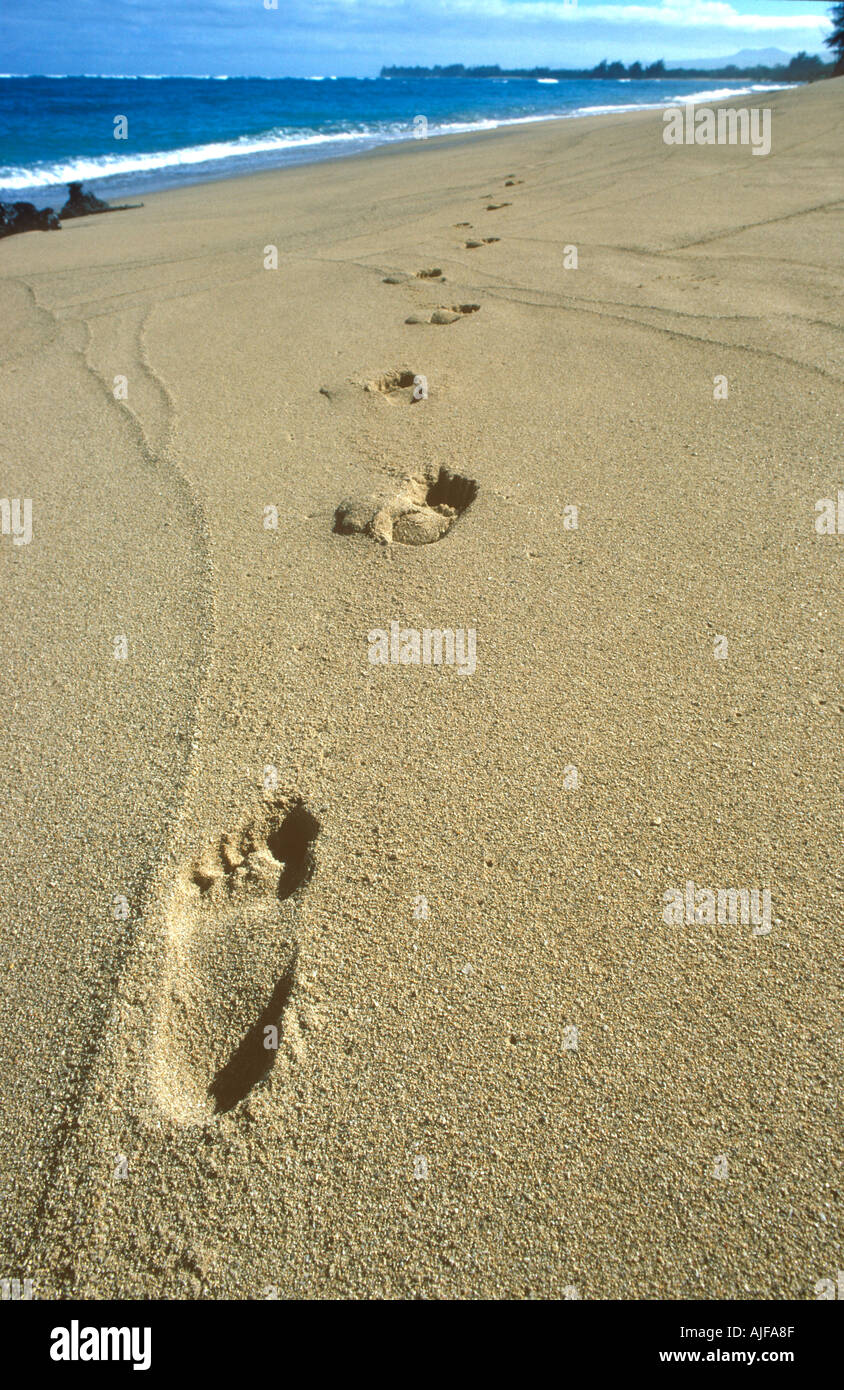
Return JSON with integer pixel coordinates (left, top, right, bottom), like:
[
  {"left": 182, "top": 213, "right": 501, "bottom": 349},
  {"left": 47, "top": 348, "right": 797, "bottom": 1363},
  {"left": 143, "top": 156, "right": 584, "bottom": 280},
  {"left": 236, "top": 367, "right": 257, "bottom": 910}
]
[
  {"left": 0, "top": 201, "right": 61, "bottom": 238},
  {"left": 59, "top": 181, "right": 112, "bottom": 219}
]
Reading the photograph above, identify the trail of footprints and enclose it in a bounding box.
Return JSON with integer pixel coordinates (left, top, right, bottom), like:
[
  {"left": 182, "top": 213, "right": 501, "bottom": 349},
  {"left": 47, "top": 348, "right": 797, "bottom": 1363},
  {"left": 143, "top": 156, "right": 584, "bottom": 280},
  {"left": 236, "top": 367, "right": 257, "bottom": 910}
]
[
  {"left": 332, "top": 177, "right": 522, "bottom": 541},
  {"left": 155, "top": 178, "right": 521, "bottom": 1122},
  {"left": 380, "top": 176, "right": 516, "bottom": 323}
]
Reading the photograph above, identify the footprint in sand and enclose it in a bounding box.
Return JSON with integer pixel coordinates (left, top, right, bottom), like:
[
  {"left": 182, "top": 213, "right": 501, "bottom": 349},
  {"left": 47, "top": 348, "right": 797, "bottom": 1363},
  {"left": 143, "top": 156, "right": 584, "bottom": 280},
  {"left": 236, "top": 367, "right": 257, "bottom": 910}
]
[
  {"left": 504, "top": 179, "right": 523, "bottom": 187},
  {"left": 364, "top": 369, "right": 429, "bottom": 403},
  {"left": 319, "top": 369, "right": 428, "bottom": 405},
  {"left": 485, "top": 202, "right": 512, "bottom": 211},
  {"left": 383, "top": 268, "right": 444, "bottom": 283},
  {"left": 405, "top": 303, "right": 480, "bottom": 325},
  {"left": 464, "top": 238, "right": 500, "bottom": 249},
  {"left": 334, "top": 465, "right": 478, "bottom": 546},
  {"left": 152, "top": 796, "right": 320, "bottom": 1123}
]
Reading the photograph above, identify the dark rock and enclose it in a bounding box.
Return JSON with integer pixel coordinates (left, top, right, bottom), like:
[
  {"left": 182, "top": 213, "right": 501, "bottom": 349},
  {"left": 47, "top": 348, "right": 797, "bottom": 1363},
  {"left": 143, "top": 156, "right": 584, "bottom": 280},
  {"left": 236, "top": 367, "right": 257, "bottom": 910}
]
[
  {"left": 59, "top": 181, "right": 112, "bottom": 219},
  {"left": 0, "top": 201, "right": 61, "bottom": 238}
]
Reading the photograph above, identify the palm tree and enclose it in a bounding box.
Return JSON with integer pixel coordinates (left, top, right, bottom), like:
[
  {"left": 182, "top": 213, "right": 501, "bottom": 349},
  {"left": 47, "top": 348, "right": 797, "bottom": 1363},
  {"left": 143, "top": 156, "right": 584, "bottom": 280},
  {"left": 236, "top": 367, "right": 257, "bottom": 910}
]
[{"left": 825, "top": 2, "right": 844, "bottom": 73}]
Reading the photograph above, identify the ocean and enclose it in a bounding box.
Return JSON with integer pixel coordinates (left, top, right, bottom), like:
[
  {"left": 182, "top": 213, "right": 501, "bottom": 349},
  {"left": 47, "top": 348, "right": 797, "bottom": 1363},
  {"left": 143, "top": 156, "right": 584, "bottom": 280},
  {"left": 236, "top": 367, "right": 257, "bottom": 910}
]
[{"left": 0, "top": 74, "right": 795, "bottom": 207}]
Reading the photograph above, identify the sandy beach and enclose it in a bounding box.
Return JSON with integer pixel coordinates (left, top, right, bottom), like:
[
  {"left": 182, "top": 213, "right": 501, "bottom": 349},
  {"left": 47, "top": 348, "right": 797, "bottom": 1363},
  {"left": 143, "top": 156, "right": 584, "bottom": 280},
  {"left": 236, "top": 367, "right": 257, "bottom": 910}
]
[{"left": 1, "top": 77, "right": 842, "bottom": 1300}]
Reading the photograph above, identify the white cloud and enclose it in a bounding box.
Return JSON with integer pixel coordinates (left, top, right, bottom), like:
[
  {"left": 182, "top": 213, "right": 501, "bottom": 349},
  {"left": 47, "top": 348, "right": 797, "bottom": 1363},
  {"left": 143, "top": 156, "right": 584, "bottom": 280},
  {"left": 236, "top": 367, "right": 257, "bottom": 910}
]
[{"left": 320, "top": 0, "right": 829, "bottom": 31}]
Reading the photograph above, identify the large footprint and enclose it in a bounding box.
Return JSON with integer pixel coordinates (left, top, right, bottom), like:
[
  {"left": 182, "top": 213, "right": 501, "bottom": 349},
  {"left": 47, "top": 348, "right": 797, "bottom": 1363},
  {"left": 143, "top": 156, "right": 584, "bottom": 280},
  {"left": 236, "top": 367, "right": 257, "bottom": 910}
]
[
  {"left": 335, "top": 465, "right": 478, "bottom": 546},
  {"left": 151, "top": 795, "right": 320, "bottom": 1124}
]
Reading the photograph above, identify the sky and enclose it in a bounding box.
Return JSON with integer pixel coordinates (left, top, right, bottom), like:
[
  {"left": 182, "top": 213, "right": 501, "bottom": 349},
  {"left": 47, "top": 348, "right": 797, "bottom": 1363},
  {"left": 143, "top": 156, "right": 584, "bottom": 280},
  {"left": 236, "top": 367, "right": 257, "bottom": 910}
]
[{"left": 0, "top": 1, "right": 834, "bottom": 78}]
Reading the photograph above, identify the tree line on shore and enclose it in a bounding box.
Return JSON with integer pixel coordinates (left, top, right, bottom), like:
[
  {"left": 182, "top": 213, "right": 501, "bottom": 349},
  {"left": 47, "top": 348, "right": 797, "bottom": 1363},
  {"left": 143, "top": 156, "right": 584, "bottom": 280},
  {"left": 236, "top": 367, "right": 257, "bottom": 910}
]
[{"left": 380, "top": 54, "right": 832, "bottom": 82}]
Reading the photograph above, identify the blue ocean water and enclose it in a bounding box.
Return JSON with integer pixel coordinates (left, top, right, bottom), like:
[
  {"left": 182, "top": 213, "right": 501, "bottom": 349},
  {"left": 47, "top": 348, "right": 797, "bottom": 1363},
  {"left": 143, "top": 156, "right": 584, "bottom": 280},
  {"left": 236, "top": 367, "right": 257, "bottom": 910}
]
[{"left": 0, "top": 74, "right": 795, "bottom": 207}]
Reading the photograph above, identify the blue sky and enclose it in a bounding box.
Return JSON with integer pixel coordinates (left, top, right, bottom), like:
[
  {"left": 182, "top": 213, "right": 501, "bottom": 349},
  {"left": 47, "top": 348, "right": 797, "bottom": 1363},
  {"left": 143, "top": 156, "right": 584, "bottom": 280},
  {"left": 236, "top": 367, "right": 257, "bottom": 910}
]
[{"left": 0, "top": 1, "right": 833, "bottom": 78}]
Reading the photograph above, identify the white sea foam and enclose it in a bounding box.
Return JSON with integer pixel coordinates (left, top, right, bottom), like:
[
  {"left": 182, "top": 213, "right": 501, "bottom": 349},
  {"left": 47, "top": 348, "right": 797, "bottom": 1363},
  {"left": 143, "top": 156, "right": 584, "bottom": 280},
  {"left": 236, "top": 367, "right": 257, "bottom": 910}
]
[
  {"left": 667, "top": 83, "right": 792, "bottom": 102},
  {"left": 0, "top": 128, "right": 412, "bottom": 188}
]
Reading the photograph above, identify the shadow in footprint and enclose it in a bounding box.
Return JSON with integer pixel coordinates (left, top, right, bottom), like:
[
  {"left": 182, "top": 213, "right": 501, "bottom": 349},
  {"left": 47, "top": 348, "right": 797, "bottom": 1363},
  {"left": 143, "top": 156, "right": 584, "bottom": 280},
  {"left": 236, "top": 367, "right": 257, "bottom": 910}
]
[
  {"left": 209, "top": 952, "right": 299, "bottom": 1114},
  {"left": 426, "top": 466, "right": 479, "bottom": 515},
  {"left": 267, "top": 801, "right": 320, "bottom": 900}
]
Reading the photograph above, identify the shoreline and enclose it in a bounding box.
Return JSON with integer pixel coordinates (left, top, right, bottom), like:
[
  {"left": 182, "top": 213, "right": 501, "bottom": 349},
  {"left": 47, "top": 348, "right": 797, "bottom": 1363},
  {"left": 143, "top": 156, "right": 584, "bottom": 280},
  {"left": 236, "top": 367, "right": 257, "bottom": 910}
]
[{"left": 1, "top": 74, "right": 800, "bottom": 208}]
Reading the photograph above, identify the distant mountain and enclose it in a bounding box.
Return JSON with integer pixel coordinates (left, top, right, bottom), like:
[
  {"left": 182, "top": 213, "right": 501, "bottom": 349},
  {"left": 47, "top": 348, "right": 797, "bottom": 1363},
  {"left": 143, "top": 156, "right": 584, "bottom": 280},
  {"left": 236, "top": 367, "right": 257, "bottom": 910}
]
[{"left": 666, "top": 49, "right": 802, "bottom": 71}]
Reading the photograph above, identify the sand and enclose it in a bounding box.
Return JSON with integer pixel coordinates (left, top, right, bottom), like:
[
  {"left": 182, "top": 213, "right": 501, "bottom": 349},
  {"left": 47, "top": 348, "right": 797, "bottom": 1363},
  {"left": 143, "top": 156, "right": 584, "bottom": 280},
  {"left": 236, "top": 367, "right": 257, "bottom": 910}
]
[{"left": 0, "top": 78, "right": 841, "bottom": 1300}]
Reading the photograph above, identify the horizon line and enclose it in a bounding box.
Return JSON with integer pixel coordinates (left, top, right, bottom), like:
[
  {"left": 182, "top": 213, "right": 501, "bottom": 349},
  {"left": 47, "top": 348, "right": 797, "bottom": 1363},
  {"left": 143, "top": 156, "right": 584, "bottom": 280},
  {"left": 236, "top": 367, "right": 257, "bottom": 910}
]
[{"left": 0, "top": 54, "right": 828, "bottom": 82}]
